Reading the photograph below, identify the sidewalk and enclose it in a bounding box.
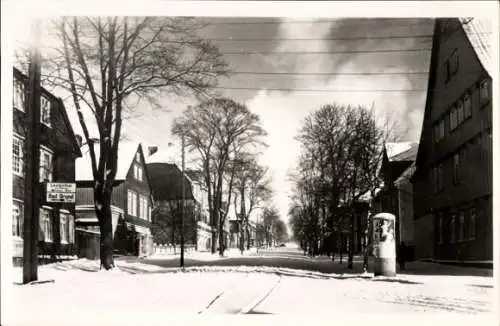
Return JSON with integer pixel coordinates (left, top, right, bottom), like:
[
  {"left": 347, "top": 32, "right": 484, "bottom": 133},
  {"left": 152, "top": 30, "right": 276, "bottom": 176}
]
[{"left": 146, "top": 247, "right": 259, "bottom": 261}]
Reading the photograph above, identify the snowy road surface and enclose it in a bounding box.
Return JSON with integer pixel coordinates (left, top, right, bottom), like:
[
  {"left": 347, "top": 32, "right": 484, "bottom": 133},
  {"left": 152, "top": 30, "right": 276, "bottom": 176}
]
[{"left": 5, "top": 246, "right": 495, "bottom": 325}]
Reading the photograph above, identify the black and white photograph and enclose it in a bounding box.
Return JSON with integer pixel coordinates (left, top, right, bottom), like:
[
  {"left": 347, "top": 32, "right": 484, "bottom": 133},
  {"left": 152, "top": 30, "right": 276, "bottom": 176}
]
[{"left": 1, "top": 1, "right": 498, "bottom": 325}]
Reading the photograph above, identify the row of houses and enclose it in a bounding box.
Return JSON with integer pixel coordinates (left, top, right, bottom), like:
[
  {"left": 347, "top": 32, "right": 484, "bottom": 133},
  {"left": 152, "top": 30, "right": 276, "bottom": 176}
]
[
  {"left": 370, "top": 18, "right": 492, "bottom": 266},
  {"left": 11, "top": 66, "right": 255, "bottom": 264}
]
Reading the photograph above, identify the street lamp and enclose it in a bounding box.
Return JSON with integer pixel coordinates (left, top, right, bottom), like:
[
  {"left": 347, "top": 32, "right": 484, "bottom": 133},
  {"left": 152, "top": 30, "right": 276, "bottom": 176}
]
[{"left": 180, "top": 134, "right": 186, "bottom": 268}]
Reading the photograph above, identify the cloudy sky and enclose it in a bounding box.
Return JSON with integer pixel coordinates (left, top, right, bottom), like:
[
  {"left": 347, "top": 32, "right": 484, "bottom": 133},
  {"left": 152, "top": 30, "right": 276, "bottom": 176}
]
[
  {"left": 5, "top": 2, "right": 495, "bottom": 225},
  {"left": 118, "top": 17, "right": 434, "bottom": 223}
]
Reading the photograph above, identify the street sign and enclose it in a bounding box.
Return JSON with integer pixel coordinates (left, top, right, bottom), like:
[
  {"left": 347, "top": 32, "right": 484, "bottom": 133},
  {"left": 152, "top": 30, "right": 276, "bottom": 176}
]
[{"left": 46, "top": 182, "right": 76, "bottom": 203}]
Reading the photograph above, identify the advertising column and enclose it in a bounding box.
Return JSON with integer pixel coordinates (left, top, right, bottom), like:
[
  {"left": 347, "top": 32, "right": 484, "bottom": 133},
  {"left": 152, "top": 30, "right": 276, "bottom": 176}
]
[{"left": 372, "top": 213, "right": 396, "bottom": 277}]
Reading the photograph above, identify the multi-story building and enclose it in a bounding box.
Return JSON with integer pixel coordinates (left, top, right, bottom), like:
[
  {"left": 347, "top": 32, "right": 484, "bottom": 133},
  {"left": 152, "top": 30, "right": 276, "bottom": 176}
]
[
  {"left": 12, "top": 67, "right": 82, "bottom": 265},
  {"left": 185, "top": 169, "right": 212, "bottom": 251},
  {"left": 75, "top": 141, "right": 154, "bottom": 257},
  {"left": 412, "top": 18, "right": 492, "bottom": 266},
  {"left": 146, "top": 162, "right": 198, "bottom": 248},
  {"left": 373, "top": 142, "right": 418, "bottom": 257}
]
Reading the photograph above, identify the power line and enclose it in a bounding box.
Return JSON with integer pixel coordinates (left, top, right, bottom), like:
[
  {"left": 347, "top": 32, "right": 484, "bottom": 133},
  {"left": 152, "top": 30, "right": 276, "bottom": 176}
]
[
  {"left": 229, "top": 71, "right": 429, "bottom": 76},
  {"left": 213, "top": 86, "right": 427, "bottom": 93},
  {"left": 220, "top": 48, "right": 431, "bottom": 55},
  {"left": 209, "top": 34, "right": 435, "bottom": 42}
]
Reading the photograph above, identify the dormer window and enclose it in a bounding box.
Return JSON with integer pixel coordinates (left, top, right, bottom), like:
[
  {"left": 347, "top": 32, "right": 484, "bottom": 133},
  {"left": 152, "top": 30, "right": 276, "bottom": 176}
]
[
  {"left": 13, "top": 79, "right": 25, "bottom": 112},
  {"left": 134, "top": 164, "right": 143, "bottom": 181},
  {"left": 40, "top": 96, "right": 51, "bottom": 127}
]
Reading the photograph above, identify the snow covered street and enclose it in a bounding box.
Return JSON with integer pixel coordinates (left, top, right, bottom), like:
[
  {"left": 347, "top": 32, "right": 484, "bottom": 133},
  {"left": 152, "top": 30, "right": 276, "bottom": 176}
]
[{"left": 5, "top": 246, "right": 495, "bottom": 325}]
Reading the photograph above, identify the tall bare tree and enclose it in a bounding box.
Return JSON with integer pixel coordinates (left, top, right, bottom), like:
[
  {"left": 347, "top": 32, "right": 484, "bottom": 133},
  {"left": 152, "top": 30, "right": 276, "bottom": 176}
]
[
  {"left": 172, "top": 98, "right": 267, "bottom": 256},
  {"left": 292, "top": 103, "right": 394, "bottom": 267},
  {"left": 232, "top": 156, "right": 272, "bottom": 252},
  {"left": 40, "top": 17, "right": 228, "bottom": 269}
]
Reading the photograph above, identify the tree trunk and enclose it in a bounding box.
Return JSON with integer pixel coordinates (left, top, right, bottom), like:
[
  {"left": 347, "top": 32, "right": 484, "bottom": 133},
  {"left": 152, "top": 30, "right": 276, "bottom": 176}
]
[
  {"left": 347, "top": 210, "right": 355, "bottom": 269},
  {"left": 246, "top": 224, "right": 251, "bottom": 250},
  {"left": 95, "top": 189, "right": 114, "bottom": 270},
  {"left": 218, "top": 222, "right": 225, "bottom": 257}
]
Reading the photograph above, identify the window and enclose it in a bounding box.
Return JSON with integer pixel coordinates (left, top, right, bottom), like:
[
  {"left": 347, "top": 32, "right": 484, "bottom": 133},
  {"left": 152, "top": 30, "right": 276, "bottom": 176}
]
[
  {"left": 457, "top": 99, "right": 464, "bottom": 124},
  {"left": 458, "top": 211, "right": 465, "bottom": 242},
  {"left": 60, "top": 213, "right": 68, "bottom": 243},
  {"left": 13, "top": 200, "right": 24, "bottom": 238},
  {"left": 13, "top": 79, "right": 25, "bottom": 111},
  {"left": 68, "top": 215, "right": 75, "bottom": 243},
  {"left": 39, "top": 207, "right": 53, "bottom": 242},
  {"left": 39, "top": 147, "right": 53, "bottom": 182},
  {"left": 479, "top": 79, "right": 489, "bottom": 104},
  {"left": 434, "top": 120, "right": 445, "bottom": 143},
  {"left": 438, "top": 214, "right": 443, "bottom": 244},
  {"left": 450, "top": 214, "right": 456, "bottom": 243},
  {"left": 40, "top": 96, "right": 51, "bottom": 126},
  {"left": 453, "top": 153, "right": 460, "bottom": 183},
  {"left": 445, "top": 50, "right": 459, "bottom": 82},
  {"left": 450, "top": 107, "right": 457, "bottom": 131},
  {"left": 133, "top": 164, "right": 143, "bottom": 181},
  {"left": 464, "top": 93, "right": 472, "bottom": 118},
  {"left": 136, "top": 152, "right": 141, "bottom": 162},
  {"left": 148, "top": 207, "right": 152, "bottom": 222},
  {"left": 438, "top": 163, "right": 444, "bottom": 191},
  {"left": 13, "top": 135, "right": 24, "bottom": 176},
  {"left": 432, "top": 167, "right": 438, "bottom": 193},
  {"left": 469, "top": 207, "right": 476, "bottom": 240},
  {"left": 139, "top": 195, "right": 148, "bottom": 220},
  {"left": 127, "top": 190, "right": 138, "bottom": 216}
]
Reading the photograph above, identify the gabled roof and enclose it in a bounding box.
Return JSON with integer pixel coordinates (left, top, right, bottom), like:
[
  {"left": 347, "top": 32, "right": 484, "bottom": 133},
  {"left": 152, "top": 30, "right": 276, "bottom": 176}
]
[
  {"left": 389, "top": 142, "right": 419, "bottom": 162},
  {"left": 415, "top": 18, "right": 492, "bottom": 170},
  {"left": 76, "top": 141, "right": 141, "bottom": 181},
  {"left": 394, "top": 162, "right": 416, "bottom": 187},
  {"left": 13, "top": 67, "right": 82, "bottom": 158},
  {"left": 146, "top": 162, "right": 194, "bottom": 201},
  {"left": 386, "top": 142, "right": 419, "bottom": 162},
  {"left": 460, "top": 18, "right": 492, "bottom": 77}
]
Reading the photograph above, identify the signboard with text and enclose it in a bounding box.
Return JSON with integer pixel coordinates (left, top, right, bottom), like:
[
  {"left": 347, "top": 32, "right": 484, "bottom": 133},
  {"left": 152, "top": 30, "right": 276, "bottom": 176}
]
[{"left": 46, "top": 182, "right": 76, "bottom": 203}]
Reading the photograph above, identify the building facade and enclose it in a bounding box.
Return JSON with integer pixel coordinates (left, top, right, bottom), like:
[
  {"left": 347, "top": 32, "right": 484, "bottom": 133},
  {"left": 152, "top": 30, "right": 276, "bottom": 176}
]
[
  {"left": 75, "top": 142, "right": 154, "bottom": 257},
  {"left": 12, "top": 67, "right": 82, "bottom": 265},
  {"left": 373, "top": 142, "right": 418, "bottom": 258},
  {"left": 412, "top": 18, "right": 492, "bottom": 265}
]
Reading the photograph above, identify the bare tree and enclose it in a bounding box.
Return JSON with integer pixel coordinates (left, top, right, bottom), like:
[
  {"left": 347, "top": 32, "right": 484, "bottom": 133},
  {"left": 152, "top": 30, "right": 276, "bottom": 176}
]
[
  {"left": 39, "top": 17, "right": 228, "bottom": 269},
  {"left": 172, "top": 98, "right": 267, "bottom": 256},
  {"left": 292, "top": 103, "right": 395, "bottom": 268},
  {"left": 232, "top": 156, "right": 272, "bottom": 252}
]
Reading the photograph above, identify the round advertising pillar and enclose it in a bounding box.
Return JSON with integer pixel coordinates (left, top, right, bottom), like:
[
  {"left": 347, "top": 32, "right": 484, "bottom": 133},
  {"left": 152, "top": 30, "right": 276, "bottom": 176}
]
[{"left": 372, "top": 213, "right": 396, "bottom": 277}]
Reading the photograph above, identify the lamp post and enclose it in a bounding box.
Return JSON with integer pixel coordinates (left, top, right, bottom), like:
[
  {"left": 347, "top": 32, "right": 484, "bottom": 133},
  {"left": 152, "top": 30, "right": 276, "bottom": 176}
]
[{"left": 180, "top": 134, "right": 185, "bottom": 268}]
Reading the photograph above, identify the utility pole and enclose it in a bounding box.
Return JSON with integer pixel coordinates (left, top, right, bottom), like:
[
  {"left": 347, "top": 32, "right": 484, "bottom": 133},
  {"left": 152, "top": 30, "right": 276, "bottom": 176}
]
[
  {"left": 23, "top": 18, "right": 42, "bottom": 284},
  {"left": 180, "top": 134, "right": 185, "bottom": 268}
]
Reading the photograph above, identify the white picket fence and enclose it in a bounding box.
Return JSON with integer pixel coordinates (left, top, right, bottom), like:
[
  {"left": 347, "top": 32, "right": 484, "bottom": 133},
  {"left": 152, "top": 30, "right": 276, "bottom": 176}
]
[{"left": 152, "top": 243, "right": 197, "bottom": 255}]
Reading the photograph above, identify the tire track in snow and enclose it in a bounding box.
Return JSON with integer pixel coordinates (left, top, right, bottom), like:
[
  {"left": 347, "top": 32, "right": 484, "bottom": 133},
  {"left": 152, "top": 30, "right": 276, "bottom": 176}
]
[
  {"left": 239, "top": 275, "right": 282, "bottom": 314},
  {"left": 381, "top": 295, "right": 491, "bottom": 313},
  {"left": 198, "top": 274, "right": 250, "bottom": 314},
  {"left": 199, "top": 274, "right": 281, "bottom": 314}
]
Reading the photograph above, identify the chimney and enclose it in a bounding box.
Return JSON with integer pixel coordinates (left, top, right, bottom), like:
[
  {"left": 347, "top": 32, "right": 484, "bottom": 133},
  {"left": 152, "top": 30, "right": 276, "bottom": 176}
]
[
  {"left": 148, "top": 146, "right": 158, "bottom": 157},
  {"left": 75, "top": 134, "right": 83, "bottom": 147}
]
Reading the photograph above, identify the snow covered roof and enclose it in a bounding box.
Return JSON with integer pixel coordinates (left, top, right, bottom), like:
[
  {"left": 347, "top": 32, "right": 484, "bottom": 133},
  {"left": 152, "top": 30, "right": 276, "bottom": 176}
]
[
  {"left": 394, "top": 162, "right": 416, "bottom": 187},
  {"left": 146, "top": 162, "right": 194, "bottom": 201},
  {"left": 460, "top": 18, "right": 492, "bottom": 77},
  {"left": 76, "top": 141, "right": 141, "bottom": 181},
  {"left": 385, "top": 142, "right": 419, "bottom": 162}
]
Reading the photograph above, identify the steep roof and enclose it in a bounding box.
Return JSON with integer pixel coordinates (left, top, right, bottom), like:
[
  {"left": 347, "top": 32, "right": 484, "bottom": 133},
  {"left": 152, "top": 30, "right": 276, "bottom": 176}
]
[
  {"left": 415, "top": 18, "right": 492, "bottom": 171},
  {"left": 389, "top": 142, "right": 419, "bottom": 162},
  {"left": 460, "top": 18, "right": 492, "bottom": 77},
  {"left": 13, "top": 67, "right": 82, "bottom": 158},
  {"left": 386, "top": 142, "right": 419, "bottom": 162},
  {"left": 76, "top": 141, "right": 141, "bottom": 181},
  {"left": 394, "top": 162, "right": 416, "bottom": 187},
  {"left": 146, "top": 162, "right": 194, "bottom": 201}
]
